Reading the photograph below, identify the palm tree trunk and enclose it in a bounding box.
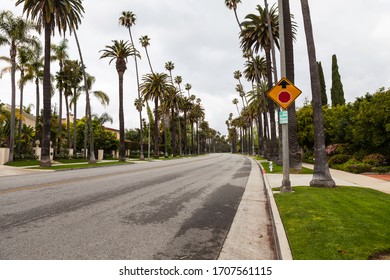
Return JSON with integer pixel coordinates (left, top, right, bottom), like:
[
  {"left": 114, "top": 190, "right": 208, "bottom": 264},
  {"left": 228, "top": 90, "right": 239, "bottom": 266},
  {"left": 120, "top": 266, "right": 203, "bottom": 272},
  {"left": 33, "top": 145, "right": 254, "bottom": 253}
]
[
  {"left": 17, "top": 70, "right": 24, "bottom": 157},
  {"left": 183, "top": 111, "right": 188, "bottom": 155},
  {"left": 145, "top": 47, "right": 154, "bottom": 74},
  {"left": 118, "top": 72, "right": 125, "bottom": 161},
  {"left": 9, "top": 47, "right": 16, "bottom": 163},
  {"left": 74, "top": 30, "right": 96, "bottom": 163},
  {"left": 65, "top": 96, "right": 71, "bottom": 151},
  {"left": 128, "top": 27, "right": 144, "bottom": 160},
  {"left": 154, "top": 97, "right": 159, "bottom": 158},
  {"left": 171, "top": 106, "right": 177, "bottom": 156},
  {"left": 300, "top": 0, "right": 335, "bottom": 188},
  {"left": 35, "top": 78, "right": 40, "bottom": 143},
  {"left": 265, "top": 46, "right": 278, "bottom": 162},
  {"left": 57, "top": 63, "right": 63, "bottom": 156},
  {"left": 40, "top": 22, "right": 52, "bottom": 166},
  {"left": 72, "top": 90, "right": 77, "bottom": 152},
  {"left": 282, "top": 0, "right": 302, "bottom": 170}
]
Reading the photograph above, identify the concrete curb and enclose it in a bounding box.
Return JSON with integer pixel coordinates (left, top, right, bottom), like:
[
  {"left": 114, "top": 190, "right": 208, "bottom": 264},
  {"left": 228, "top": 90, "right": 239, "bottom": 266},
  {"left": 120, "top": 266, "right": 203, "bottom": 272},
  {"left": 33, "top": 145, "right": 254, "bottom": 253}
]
[{"left": 256, "top": 160, "right": 293, "bottom": 260}]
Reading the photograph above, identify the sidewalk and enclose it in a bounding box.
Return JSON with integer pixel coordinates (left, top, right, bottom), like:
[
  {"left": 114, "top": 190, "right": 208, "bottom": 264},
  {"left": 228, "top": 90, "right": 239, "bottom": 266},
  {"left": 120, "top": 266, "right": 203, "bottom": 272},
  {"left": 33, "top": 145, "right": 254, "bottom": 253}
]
[
  {"left": 264, "top": 163, "right": 390, "bottom": 195},
  {"left": 0, "top": 165, "right": 52, "bottom": 177}
]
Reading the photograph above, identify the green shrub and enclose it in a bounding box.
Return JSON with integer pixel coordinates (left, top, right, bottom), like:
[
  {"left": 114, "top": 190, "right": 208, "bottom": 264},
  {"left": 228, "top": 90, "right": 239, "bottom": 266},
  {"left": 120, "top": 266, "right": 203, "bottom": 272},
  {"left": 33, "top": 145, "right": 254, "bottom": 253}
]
[
  {"left": 344, "top": 163, "right": 372, "bottom": 174},
  {"left": 372, "top": 166, "right": 390, "bottom": 174},
  {"left": 362, "top": 153, "right": 386, "bottom": 167},
  {"left": 353, "top": 150, "right": 368, "bottom": 161},
  {"left": 303, "top": 151, "right": 314, "bottom": 164},
  {"left": 328, "top": 154, "right": 352, "bottom": 167}
]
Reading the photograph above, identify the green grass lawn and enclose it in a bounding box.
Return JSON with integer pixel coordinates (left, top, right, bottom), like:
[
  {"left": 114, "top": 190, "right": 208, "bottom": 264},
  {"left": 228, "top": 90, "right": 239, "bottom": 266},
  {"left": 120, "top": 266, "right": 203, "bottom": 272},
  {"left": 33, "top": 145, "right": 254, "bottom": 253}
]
[
  {"left": 259, "top": 161, "right": 313, "bottom": 174},
  {"left": 274, "top": 186, "right": 390, "bottom": 259}
]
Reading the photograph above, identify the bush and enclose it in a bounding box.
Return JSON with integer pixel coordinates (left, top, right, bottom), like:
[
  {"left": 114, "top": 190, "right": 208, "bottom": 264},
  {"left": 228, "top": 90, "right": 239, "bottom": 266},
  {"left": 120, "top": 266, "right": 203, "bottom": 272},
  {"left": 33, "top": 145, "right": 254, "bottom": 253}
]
[
  {"left": 353, "top": 150, "right": 368, "bottom": 161},
  {"left": 372, "top": 166, "right": 390, "bottom": 174},
  {"left": 328, "top": 154, "right": 352, "bottom": 167},
  {"left": 362, "top": 153, "right": 386, "bottom": 167},
  {"left": 303, "top": 151, "right": 314, "bottom": 164},
  {"left": 344, "top": 163, "right": 372, "bottom": 174}
]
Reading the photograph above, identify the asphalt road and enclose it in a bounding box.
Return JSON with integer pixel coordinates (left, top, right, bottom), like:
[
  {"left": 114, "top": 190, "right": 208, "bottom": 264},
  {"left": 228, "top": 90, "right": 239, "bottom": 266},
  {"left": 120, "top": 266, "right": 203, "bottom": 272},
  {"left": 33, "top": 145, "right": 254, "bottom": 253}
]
[{"left": 0, "top": 153, "right": 252, "bottom": 260}]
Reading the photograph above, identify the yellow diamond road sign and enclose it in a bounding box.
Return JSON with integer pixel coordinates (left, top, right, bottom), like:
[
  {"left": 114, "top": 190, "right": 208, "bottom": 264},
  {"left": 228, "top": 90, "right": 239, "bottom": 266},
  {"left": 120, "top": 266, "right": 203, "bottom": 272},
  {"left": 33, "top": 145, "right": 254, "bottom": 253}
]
[{"left": 267, "top": 77, "right": 302, "bottom": 109}]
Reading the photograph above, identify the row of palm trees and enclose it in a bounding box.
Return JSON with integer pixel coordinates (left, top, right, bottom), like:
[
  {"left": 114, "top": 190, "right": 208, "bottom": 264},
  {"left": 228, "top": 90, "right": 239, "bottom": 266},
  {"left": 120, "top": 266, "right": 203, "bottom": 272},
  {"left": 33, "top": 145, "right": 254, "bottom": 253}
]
[
  {"left": 100, "top": 10, "right": 216, "bottom": 161},
  {"left": 2, "top": 1, "right": 218, "bottom": 165},
  {"left": 1, "top": 9, "right": 110, "bottom": 162},
  {"left": 225, "top": 0, "right": 335, "bottom": 187}
]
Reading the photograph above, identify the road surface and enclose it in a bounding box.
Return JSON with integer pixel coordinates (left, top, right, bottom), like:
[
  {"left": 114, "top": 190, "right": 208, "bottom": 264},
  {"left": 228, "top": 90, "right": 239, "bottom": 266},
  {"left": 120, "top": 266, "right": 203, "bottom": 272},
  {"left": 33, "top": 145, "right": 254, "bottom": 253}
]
[{"left": 0, "top": 154, "right": 254, "bottom": 259}]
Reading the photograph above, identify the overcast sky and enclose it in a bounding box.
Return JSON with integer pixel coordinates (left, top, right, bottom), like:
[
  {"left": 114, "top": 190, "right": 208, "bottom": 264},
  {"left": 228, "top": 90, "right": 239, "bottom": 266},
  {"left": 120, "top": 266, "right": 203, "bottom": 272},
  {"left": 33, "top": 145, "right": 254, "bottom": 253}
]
[{"left": 1, "top": 0, "right": 390, "bottom": 136}]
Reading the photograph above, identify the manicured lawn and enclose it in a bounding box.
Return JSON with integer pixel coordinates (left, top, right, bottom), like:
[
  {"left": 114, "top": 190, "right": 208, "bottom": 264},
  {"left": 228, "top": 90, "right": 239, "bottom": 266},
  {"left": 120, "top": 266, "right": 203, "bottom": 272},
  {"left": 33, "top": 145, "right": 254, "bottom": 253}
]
[
  {"left": 6, "top": 160, "right": 40, "bottom": 167},
  {"left": 274, "top": 186, "right": 390, "bottom": 259},
  {"left": 259, "top": 160, "right": 313, "bottom": 174}
]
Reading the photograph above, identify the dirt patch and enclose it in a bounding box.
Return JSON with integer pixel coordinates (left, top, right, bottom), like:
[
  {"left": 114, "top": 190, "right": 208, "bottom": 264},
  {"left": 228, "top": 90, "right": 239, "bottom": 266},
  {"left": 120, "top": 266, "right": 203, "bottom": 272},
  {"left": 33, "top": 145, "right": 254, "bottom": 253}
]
[{"left": 364, "top": 174, "right": 390, "bottom": 181}]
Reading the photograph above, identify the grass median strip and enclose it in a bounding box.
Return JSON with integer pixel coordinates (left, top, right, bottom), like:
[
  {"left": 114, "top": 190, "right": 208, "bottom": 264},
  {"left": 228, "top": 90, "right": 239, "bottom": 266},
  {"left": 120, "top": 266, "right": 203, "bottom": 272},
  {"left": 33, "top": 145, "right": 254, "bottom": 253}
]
[{"left": 274, "top": 186, "right": 390, "bottom": 259}]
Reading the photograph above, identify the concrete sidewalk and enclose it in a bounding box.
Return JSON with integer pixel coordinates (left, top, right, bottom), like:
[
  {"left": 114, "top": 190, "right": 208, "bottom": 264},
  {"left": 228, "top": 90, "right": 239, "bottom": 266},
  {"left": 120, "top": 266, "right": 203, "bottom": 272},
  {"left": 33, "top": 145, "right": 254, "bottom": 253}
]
[
  {"left": 0, "top": 165, "right": 53, "bottom": 177},
  {"left": 264, "top": 163, "right": 390, "bottom": 195}
]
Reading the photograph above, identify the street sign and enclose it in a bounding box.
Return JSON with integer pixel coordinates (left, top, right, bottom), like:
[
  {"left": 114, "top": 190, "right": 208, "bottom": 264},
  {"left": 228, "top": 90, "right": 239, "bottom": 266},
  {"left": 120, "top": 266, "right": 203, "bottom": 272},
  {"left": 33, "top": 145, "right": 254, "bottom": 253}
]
[
  {"left": 279, "top": 110, "right": 288, "bottom": 124},
  {"left": 267, "top": 77, "right": 302, "bottom": 109}
]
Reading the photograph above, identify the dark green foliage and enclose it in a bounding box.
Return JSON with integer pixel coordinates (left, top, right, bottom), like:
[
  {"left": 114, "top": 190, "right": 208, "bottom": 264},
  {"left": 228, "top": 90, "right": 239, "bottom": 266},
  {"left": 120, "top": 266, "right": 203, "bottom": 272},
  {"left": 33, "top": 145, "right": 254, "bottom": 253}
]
[
  {"left": 328, "top": 154, "right": 352, "bottom": 167},
  {"left": 344, "top": 163, "right": 372, "bottom": 174},
  {"left": 362, "top": 153, "right": 386, "bottom": 167},
  {"left": 317, "top": 61, "right": 327, "bottom": 105},
  {"left": 330, "top": 54, "right": 345, "bottom": 107},
  {"left": 297, "top": 88, "right": 390, "bottom": 161}
]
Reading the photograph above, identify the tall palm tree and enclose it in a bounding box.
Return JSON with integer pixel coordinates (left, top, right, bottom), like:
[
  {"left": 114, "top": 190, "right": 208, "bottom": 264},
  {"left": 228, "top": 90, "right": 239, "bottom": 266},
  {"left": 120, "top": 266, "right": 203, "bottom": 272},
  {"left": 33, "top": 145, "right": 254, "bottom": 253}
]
[
  {"left": 174, "top": 75, "right": 183, "bottom": 155},
  {"left": 66, "top": 60, "right": 82, "bottom": 153},
  {"left": 51, "top": 38, "right": 69, "bottom": 155},
  {"left": 0, "top": 11, "right": 38, "bottom": 162},
  {"left": 240, "top": 4, "right": 279, "bottom": 161},
  {"left": 185, "top": 83, "right": 192, "bottom": 97},
  {"left": 23, "top": 45, "right": 44, "bottom": 143},
  {"left": 100, "top": 40, "right": 140, "bottom": 161},
  {"left": 224, "top": 0, "right": 243, "bottom": 30},
  {"left": 140, "top": 72, "right": 172, "bottom": 158},
  {"left": 73, "top": 29, "right": 96, "bottom": 163},
  {"left": 232, "top": 98, "right": 240, "bottom": 115},
  {"left": 16, "top": 0, "right": 84, "bottom": 166},
  {"left": 1, "top": 45, "right": 37, "bottom": 156},
  {"left": 281, "top": 0, "right": 301, "bottom": 170},
  {"left": 139, "top": 35, "right": 154, "bottom": 73},
  {"left": 82, "top": 73, "right": 110, "bottom": 158},
  {"left": 300, "top": 0, "right": 335, "bottom": 188},
  {"left": 165, "top": 61, "right": 175, "bottom": 83},
  {"left": 181, "top": 96, "right": 193, "bottom": 155},
  {"left": 119, "top": 11, "right": 144, "bottom": 160}
]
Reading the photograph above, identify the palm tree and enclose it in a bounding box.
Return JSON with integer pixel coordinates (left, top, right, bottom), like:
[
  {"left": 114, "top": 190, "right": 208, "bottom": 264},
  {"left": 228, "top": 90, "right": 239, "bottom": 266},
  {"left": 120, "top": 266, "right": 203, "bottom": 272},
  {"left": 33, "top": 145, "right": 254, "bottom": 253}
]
[
  {"left": 140, "top": 72, "right": 172, "bottom": 158},
  {"left": 23, "top": 45, "right": 44, "bottom": 143},
  {"left": 185, "top": 83, "right": 192, "bottom": 97},
  {"left": 180, "top": 96, "right": 193, "bottom": 155},
  {"left": 82, "top": 73, "right": 110, "bottom": 158},
  {"left": 51, "top": 38, "right": 69, "bottom": 155},
  {"left": 240, "top": 4, "right": 279, "bottom": 161},
  {"left": 100, "top": 40, "right": 140, "bottom": 161},
  {"left": 1, "top": 45, "right": 37, "bottom": 157},
  {"left": 119, "top": 11, "right": 144, "bottom": 160},
  {"left": 165, "top": 61, "right": 175, "bottom": 83},
  {"left": 65, "top": 60, "right": 82, "bottom": 153},
  {"left": 281, "top": 0, "right": 302, "bottom": 170},
  {"left": 224, "top": 0, "right": 243, "bottom": 30},
  {"left": 16, "top": 0, "right": 84, "bottom": 167},
  {"left": 139, "top": 35, "right": 154, "bottom": 73},
  {"left": 232, "top": 98, "right": 240, "bottom": 115},
  {"left": 174, "top": 75, "right": 183, "bottom": 155},
  {"left": 300, "top": 0, "right": 335, "bottom": 188},
  {"left": 0, "top": 11, "right": 38, "bottom": 162}
]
